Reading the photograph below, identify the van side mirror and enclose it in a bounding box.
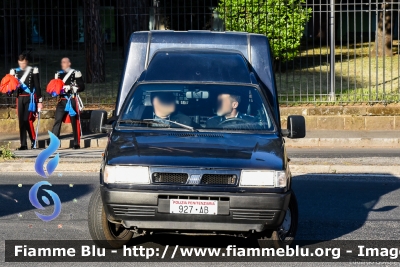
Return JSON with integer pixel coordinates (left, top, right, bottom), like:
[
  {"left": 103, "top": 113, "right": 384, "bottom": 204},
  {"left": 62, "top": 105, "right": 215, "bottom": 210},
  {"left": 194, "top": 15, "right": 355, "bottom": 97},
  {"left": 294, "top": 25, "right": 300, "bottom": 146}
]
[
  {"left": 101, "top": 124, "right": 113, "bottom": 133},
  {"left": 284, "top": 115, "right": 306, "bottom": 138},
  {"left": 89, "top": 110, "right": 108, "bottom": 133},
  {"left": 101, "top": 116, "right": 118, "bottom": 133}
]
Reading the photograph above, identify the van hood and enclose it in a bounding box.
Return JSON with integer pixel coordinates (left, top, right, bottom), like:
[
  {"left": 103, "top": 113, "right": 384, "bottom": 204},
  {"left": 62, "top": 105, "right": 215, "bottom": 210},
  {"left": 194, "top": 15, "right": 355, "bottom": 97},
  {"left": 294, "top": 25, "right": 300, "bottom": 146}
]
[{"left": 106, "top": 130, "right": 286, "bottom": 170}]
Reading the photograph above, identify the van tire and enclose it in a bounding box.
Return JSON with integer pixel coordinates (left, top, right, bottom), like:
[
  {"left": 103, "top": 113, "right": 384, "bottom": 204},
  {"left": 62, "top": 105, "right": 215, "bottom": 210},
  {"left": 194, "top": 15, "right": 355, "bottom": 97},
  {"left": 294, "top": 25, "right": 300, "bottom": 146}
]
[
  {"left": 88, "top": 187, "right": 133, "bottom": 249},
  {"left": 258, "top": 191, "right": 299, "bottom": 249}
]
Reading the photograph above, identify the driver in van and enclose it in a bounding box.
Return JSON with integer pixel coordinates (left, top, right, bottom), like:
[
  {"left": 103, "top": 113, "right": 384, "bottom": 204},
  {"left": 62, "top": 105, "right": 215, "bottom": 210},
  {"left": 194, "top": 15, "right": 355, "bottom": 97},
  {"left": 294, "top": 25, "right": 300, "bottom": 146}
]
[
  {"left": 206, "top": 92, "right": 255, "bottom": 128},
  {"left": 151, "top": 92, "right": 200, "bottom": 128}
]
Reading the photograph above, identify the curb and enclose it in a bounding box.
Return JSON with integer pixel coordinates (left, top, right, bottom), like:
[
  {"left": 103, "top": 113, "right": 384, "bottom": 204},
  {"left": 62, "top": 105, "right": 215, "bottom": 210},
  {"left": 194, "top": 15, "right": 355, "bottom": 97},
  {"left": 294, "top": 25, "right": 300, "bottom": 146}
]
[
  {"left": 2, "top": 137, "right": 400, "bottom": 149},
  {"left": 0, "top": 162, "right": 399, "bottom": 175},
  {"left": 0, "top": 162, "right": 100, "bottom": 173},
  {"left": 0, "top": 138, "right": 108, "bottom": 150}
]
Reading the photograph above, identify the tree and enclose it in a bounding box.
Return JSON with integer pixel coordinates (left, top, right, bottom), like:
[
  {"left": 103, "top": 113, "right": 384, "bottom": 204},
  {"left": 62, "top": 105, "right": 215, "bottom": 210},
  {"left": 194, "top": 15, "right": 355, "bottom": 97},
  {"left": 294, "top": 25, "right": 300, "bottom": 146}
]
[
  {"left": 374, "top": 0, "right": 394, "bottom": 57},
  {"left": 84, "top": 0, "right": 105, "bottom": 83},
  {"left": 217, "top": 0, "right": 311, "bottom": 63}
]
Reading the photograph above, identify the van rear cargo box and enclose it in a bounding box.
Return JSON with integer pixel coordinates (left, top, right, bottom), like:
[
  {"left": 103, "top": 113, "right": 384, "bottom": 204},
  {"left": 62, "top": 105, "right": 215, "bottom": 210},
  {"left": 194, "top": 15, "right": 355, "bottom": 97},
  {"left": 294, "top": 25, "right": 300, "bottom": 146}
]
[{"left": 115, "top": 31, "right": 280, "bottom": 123}]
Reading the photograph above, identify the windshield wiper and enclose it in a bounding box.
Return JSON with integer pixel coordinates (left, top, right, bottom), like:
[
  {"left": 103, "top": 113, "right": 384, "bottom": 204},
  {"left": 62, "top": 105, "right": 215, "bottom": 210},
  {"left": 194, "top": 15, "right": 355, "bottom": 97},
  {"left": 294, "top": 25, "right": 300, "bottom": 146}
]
[
  {"left": 143, "top": 119, "right": 197, "bottom": 132},
  {"left": 118, "top": 119, "right": 197, "bottom": 132},
  {"left": 118, "top": 119, "right": 154, "bottom": 125}
]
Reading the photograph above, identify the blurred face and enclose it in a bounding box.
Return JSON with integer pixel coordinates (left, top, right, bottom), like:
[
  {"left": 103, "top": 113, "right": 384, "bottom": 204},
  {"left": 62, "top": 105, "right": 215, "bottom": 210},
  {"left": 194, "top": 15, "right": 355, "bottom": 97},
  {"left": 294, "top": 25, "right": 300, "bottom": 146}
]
[
  {"left": 153, "top": 95, "right": 176, "bottom": 118},
  {"left": 217, "top": 94, "right": 239, "bottom": 117},
  {"left": 18, "top": 60, "right": 28, "bottom": 70},
  {"left": 61, "top": 58, "right": 71, "bottom": 71}
]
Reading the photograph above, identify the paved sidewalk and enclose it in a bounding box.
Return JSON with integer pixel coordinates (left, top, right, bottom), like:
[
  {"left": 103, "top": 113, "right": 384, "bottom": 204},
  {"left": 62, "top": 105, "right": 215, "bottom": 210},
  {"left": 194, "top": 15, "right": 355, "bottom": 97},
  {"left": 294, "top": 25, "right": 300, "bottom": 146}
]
[
  {"left": 286, "top": 130, "right": 400, "bottom": 148},
  {"left": 0, "top": 130, "right": 399, "bottom": 149},
  {"left": 0, "top": 132, "right": 107, "bottom": 149}
]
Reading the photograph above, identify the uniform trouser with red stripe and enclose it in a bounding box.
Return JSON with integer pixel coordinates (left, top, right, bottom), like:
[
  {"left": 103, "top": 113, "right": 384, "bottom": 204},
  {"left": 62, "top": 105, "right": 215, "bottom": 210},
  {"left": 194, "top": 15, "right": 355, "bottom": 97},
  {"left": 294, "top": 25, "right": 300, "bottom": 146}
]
[
  {"left": 51, "top": 99, "right": 80, "bottom": 146},
  {"left": 17, "top": 95, "right": 36, "bottom": 147}
]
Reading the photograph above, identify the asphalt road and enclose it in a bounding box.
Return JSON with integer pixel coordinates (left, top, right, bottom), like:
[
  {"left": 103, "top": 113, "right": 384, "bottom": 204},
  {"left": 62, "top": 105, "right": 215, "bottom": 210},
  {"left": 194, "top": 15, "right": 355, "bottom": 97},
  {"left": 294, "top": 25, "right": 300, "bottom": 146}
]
[{"left": 1, "top": 172, "right": 400, "bottom": 266}]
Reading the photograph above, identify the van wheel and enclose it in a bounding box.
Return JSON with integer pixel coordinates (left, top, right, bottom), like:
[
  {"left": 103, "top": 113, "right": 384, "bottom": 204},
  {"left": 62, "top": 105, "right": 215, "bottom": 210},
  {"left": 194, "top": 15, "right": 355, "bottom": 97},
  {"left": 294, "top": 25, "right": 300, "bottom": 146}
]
[
  {"left": 258, "top": 191, "right": 298, "bottom": 249},
  {"left": 88, "top": 187, "right": 134, "bottom": 249}
]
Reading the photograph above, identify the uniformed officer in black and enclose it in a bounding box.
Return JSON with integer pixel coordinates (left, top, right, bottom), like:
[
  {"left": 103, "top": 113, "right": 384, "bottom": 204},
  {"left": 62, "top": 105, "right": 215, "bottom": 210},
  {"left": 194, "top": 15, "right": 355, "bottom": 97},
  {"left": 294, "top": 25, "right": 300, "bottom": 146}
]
[
  {"left": 9, "top": 53, "right": 43, "bottom": 150},
  {"left": 51, "top": 57, "right": 85, "bottom": 149}
]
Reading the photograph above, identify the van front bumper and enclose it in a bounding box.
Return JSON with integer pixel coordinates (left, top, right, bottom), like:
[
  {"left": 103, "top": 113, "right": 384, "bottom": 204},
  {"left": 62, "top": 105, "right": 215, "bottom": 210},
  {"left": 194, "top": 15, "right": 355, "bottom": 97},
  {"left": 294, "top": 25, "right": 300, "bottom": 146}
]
[{"left": 101, "top": 186, "right": 291, "bottom": 233}]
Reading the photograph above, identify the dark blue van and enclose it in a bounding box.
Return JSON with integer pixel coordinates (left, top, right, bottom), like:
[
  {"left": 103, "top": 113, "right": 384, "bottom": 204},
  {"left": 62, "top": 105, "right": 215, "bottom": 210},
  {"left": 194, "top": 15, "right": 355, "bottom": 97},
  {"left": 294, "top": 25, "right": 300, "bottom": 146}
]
[{"left": 89, "top": 31, "right": 306, "bottom": 249}]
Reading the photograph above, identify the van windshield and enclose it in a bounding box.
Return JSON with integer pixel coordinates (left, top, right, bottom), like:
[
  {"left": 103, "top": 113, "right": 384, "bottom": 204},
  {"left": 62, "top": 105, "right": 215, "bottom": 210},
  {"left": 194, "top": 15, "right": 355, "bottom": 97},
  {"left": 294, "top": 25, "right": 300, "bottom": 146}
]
[{"left": 119, "top": 83, "right": 275, "bottom": 132}]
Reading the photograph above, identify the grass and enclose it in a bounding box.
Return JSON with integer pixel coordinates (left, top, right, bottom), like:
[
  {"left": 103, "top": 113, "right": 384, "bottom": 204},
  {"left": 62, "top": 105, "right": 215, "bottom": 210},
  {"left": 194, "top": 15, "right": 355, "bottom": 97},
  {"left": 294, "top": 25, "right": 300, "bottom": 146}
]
[
  {"left": 278, "top": 40, "right": 400, "bottom": 105},
  {"left": 1, "top": 41, "right": 400, "bottom": 107}
]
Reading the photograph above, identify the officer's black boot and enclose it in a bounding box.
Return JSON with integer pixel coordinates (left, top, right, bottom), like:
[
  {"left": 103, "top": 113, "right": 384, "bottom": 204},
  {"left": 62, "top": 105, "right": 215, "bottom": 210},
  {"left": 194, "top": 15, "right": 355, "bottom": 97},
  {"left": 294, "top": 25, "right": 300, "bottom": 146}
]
[{"left": 16, "top": 146, "right": 28, "bottom": 151}]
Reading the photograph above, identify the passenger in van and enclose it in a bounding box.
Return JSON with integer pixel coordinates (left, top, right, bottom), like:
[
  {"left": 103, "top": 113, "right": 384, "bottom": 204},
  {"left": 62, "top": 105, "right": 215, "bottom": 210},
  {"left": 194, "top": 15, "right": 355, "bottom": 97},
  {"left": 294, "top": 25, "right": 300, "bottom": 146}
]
[
  {"left": 206, "top": 92, "right": 255, "bottom": 128},
  {"left": 151, "top": 92, "right": 200, "bottom": 128}
]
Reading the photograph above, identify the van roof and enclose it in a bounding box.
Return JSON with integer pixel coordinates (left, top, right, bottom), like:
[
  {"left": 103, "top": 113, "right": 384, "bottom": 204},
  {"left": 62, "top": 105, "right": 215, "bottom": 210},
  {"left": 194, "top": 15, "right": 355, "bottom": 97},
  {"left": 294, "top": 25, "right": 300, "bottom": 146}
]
[{"left": 116, "top": 31, "right": 279, "bottom": 123}]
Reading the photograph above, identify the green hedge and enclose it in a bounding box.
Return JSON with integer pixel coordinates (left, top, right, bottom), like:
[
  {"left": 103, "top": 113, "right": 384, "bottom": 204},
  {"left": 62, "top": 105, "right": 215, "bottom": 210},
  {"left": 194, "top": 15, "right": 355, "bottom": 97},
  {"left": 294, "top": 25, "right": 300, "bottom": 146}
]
[{"left": 217, "top": 0, "right": 312, "bottom": 62}]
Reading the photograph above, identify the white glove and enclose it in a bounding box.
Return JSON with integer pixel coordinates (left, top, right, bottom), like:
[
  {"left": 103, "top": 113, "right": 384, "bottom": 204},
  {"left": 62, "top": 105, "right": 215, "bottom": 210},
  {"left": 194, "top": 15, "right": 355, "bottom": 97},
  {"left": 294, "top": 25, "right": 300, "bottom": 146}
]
[
  {"left": 72, "top": 86, "right": 78, "bottom": 93},
  {"left": 63, "top": 85, "right": 71, "bottom": 92},
  {"left": 37, "top": 102, "right": 43, "bottom": 112}
]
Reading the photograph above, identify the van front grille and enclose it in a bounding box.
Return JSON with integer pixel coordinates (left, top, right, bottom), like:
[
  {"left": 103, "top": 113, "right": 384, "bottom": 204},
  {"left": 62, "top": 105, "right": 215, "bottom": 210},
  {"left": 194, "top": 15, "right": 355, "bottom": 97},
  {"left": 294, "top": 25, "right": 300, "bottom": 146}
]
[
  {"left": 201, "top": 174, "right": 237, "bottom": 185},
  {"left": 158, "top": 195, "right": 229, "bottom": 201},
  {"left": 152, "top": 172, "right": 188, "bottom": 184}
]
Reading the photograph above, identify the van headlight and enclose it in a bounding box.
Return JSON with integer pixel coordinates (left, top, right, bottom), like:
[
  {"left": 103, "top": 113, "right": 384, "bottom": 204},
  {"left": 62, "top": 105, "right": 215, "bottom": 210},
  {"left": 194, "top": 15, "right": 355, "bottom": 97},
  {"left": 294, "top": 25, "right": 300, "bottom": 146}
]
[
  {"left": 103, "top": 165, "right": 150, "bottom": 184},
  {"left": 240, "top": 170, "right": 287, "bottom": 188}
]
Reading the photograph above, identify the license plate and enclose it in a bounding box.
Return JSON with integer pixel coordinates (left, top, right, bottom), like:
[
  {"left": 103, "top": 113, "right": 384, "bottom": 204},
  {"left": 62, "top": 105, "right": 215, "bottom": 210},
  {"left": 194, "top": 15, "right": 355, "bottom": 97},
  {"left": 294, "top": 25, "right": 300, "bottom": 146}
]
[{"left": 169, "top": 199, "right": 218, "bottom": 215}]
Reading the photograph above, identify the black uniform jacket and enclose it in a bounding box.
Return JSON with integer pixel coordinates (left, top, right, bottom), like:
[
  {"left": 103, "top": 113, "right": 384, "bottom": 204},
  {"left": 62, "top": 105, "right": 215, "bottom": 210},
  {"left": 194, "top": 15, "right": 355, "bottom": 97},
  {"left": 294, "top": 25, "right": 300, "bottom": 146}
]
[
  {"left": 9, "top": 67, "right": 42, "bottom": 102},
  {"left": 55, "top": 69, "right": 85, "bottom": 98}
]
